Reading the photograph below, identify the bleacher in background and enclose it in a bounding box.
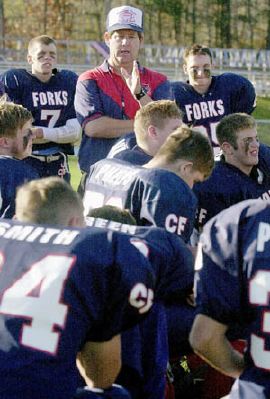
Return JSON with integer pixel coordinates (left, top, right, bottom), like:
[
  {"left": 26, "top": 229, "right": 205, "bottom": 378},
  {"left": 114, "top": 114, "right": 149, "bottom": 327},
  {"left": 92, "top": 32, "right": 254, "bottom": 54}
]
[{"left": 0, "top": 37, "right": 269, "bottom": 96}]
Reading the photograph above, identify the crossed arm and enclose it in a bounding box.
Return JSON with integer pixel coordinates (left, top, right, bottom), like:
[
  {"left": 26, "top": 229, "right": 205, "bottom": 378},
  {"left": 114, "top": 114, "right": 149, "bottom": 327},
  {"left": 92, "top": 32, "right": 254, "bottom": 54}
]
[{"left": 189, "top": 314, "right": 245, "bottom": 379}]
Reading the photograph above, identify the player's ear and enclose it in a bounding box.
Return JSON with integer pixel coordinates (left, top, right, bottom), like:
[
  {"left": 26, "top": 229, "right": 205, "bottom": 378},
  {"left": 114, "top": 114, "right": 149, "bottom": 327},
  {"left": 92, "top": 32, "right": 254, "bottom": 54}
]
[
  {"left": 221, "top": 141, "right": 233, "bottom": 155},
  {"left": 148, "top": 125, "right": 157, "bottom": 139},
  {"left": 0, "top": 136, "right": 10, "bottom": 148},
  {"left": 178, "top": 160, "right": 193, "bottom": 178},
  {"left": 183, "top": 63, "right": 188, "bottom": 74},
  {"left": 104, "top": 32, "right": 111, "bottom": 47},
  {"left": 139, "top": 33, "right": 144, "bottom": 47},
  {"left": 27, "top": 54, "right": 33, "bottom": 65}
]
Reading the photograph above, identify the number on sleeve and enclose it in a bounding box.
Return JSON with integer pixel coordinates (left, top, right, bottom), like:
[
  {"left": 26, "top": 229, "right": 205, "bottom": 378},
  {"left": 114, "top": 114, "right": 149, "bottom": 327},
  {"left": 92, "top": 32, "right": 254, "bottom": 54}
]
[
  {"left": 249, "top": 270, "right": 270, "bottom": 370},
  {"left": 40, "top": 109, "right": 61, "bottom": 128},
  {"left": 0, "top": 254, "right": 75, "bottom": 354}
]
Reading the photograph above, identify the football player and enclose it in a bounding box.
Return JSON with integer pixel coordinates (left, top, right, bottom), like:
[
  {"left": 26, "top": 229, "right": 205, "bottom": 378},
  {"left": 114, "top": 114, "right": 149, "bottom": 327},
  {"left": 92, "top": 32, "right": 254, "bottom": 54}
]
[
  {"left": 194, "top": 113, "right": 270, "bottom": 230},
  {"left": 1, "top": 35, "right": 81, "bottom": 181},
  {"left": 82, "top": 126, "right": 214, "bottom": 244},
  {"left": 0, "top": 177, "right": 154, "bottom": 399},
  {"left": 0, "top": 99, "right": 39, "bottom": 218},
  {"left": 107, "top": 99, "right": 182, "bottom": 165},
  {"left": 172, "top": 44, "right": 256, "bottom": 156},
  {"left": 190, "top": 199, "right": 270, "bottom": 399},
  {"left": 86, "top": 205, "right": 195, "bottom": 399}
]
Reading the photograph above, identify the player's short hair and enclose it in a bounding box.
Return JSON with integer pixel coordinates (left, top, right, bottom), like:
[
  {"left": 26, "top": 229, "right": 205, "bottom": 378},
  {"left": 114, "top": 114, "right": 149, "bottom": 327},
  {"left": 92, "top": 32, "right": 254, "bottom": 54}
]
[
  {"left": 216, "top": 113, "right": 257, "bottom": 149},
  {"left": 183, "top": 44, "right": 213, "bottom": 64},
  {"left": 0, "top": 97, "right": 33, "bottom": 138},
  {"left": 88, "top": 205, "right": 137, "bottom": 225},
  {"left": 28, "top": 35, "right": 56, "bottom": 53},
  {"left": 134, "top": 100, "right": 182, "bottom": 146},
  {"left": 154, "top": 126, "right": 214, "bottom": 177},
  {"left": 15, "top": 177, "right": 84, "bottom": 226}
]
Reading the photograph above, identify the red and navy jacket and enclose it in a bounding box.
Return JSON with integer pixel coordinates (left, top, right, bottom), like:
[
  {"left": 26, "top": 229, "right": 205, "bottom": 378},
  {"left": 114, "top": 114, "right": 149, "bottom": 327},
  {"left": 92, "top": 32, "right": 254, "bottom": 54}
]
[{"left": 75, "top": 60, "right": 172, "bottom": 172}]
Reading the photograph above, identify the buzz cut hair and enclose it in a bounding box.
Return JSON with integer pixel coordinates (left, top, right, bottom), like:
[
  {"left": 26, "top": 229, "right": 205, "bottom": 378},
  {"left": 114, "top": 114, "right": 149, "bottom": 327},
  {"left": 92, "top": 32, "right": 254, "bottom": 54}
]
[
  {"left": 216, "top": 113, "right": 257, "bottom": 149},
  {"left": 28, "top": 35, "right": 56, "bottom": 53},
  {"left": 0, "top": 96, "right": 33, "bottom": 139},
  {"left": 154, "top": 125, "right": 214, "bottom": 178},
  {"left": 183, "top": 44, "right": 213, "bottom": 64},
  {"left": 134, "top": 100, "right": 182, "bottom": 145},
  {"left": 15, "top": 177, "right": 84, "bottom": 226}
]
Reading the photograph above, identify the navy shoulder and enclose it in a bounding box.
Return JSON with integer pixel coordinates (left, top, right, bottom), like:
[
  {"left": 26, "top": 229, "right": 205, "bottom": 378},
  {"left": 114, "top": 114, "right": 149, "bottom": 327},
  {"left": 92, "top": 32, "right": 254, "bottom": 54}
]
[
  {"left": 217, "top": 72, "right": 254, "bottom": 88},
  {"left": 57, "top": 69, "right": 78, "bottom": 81},
  {"left": 2, "top": 69, "right": 29, "bottom": 84},
  {"left": 0, "top": 156, "right": 39, "bottom": 179},
  {"left": 142, "top": 168, "right": 191, "bottom": 191},
  {"left": 2, "top": 68, "right": 28, "bottom": 77},
  {"left": 201, "top": 199, "right": 270, "bottom": 272},
  {"left": 171, "top": 80, "right": 191, "bottom": 93}
]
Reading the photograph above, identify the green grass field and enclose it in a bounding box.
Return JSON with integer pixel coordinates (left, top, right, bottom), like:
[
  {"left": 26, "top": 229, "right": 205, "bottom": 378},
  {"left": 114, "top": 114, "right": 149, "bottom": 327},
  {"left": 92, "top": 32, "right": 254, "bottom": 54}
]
[{"left": 69, "top": 96, "right": 270, "bottom": 190}]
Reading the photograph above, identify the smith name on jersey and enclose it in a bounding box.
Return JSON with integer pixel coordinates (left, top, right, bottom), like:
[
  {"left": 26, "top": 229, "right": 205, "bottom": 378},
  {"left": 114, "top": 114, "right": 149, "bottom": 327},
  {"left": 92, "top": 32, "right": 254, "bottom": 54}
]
[{"left": 0, "top": 219, "right": 155, "bottom": 399}]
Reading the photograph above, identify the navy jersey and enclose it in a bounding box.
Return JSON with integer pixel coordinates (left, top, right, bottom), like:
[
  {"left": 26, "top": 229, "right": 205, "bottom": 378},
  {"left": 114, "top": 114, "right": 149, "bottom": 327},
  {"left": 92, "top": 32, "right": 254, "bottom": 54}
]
[
  {"left": 196, "top": 199, "right": 270, "bottom": 398},
  {"left": 86, "top": 217, "right": 194, "bottom": 302},
  {"left": 172, "top": 73, "right": 256, "bottom": 155},
  {"left": 107, "top": 132, "right": 137, "bottom": 160},
  {"left": 1, "top": 68, "right": 78, "bottom": 155},
  {"left": 194, "top": 159, "right": 270, "bottom": 229},
  {"left": 83, "top": 158, "right": 197, "bottom": 243},
  {"left": 112, "top": 145, "right": 151, "bottom": 166},
  {"left": 0, "top": 219, "right": 154, "bottom": 399},
  {"left": 75, "top": 60, "right": 172, "bottom": 172},
  {"left": 0, "top": 156, "right": 39, "bottom": 218},
  {"left": 86, "top": 217, "right": 193, "bottom": 399}
]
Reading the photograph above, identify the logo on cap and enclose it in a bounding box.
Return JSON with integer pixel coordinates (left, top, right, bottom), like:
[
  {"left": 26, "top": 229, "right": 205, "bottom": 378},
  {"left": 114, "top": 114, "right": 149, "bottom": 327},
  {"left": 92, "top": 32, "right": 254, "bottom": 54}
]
[
  {"left": 107, "top": 6, "right": 143, "bottom": 32},
  {"left": 118, "top": 9, "right": 137, "bottom": 24}
]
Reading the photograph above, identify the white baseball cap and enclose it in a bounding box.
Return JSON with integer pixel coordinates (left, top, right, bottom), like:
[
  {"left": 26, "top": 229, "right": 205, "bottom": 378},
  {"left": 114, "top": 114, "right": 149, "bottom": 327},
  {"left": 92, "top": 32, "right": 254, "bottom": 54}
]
[{"left": 106, "top": 5, "right": 144, "bottom": 33}]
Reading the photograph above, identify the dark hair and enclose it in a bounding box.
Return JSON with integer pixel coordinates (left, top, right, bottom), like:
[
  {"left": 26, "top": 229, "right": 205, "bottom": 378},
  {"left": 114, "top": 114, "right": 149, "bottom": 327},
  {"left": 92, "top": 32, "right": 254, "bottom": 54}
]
[
  {"left": 28, "top": 35, "right": 56, "bottom": 53},
  {"left": 216, "top": 113, "right": 256, "bottom": 149},
  {"left": 183, "top": 44, "right": 212, "bottom": 64},
  {"left": 154, "top": 125, "right": 214, "bottom": 177},
  {"left": 88, "top": 205, "right": 137, "bottom": 225}
]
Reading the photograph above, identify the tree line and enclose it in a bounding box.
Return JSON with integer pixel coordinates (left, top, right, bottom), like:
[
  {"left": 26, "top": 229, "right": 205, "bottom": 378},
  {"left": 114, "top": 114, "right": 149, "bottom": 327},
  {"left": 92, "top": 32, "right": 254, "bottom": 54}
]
[{"left": 1, "top": 0, "right": 270, "bottom": 49}]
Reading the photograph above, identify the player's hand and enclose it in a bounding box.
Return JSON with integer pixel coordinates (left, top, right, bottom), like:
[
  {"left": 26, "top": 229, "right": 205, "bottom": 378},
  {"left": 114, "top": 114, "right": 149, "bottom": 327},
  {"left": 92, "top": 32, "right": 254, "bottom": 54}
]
[
  {"left": 31, "top": 127, "right": 44, "bottom": 139},
  {"left": 31, "top": 127, "right": 48, "bottom": 144},
  {"left": 121, "top": 60, "right": 141, "bottom": 97}
]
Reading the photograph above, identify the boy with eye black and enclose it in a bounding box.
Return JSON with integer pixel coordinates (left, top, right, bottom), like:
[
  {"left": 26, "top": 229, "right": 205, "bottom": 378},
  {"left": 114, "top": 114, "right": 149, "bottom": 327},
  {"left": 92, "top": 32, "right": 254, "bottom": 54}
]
[
  {"left": 193, "top": 113, "right": 270, "bottom": 231},
  {"left": 1, "top": 35, "right": 80, "bottom": 182},
  {"left": 0, "top": 99, "right": 39, "bottom": 218},
  {"left": 172, "top": 44, "right": 256, "bottom": 156}
]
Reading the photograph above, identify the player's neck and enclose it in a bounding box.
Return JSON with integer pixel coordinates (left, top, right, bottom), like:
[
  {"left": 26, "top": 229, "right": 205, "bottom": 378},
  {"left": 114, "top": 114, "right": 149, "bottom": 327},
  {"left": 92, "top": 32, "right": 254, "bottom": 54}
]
[
  {"left": 226, "top": 158, "right": 253, "bottom": 176},
  {"left": 144, "top": 157, "right": 177, "bottom": 173},
  {"left": 31, "top": 70, "right": 52, "bottom": 83},
  {"left": 192, "top": 79, "right": 212, "bottom": 95},
  {"left": 193, "top": 84, "right": 211, "bottom": 95}
]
